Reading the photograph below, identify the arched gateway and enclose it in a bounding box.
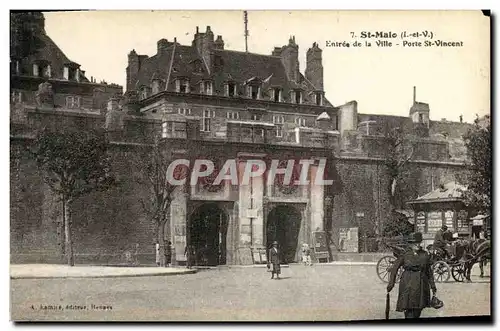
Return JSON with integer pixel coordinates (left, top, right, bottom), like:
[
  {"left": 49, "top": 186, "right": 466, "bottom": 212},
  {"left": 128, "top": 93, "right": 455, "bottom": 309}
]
[
  {"left": 188, "top": 203, "right": 229, "bottom": 266},
  {"left": 266, "top": 205, "right": 302, "bottom": 263}
]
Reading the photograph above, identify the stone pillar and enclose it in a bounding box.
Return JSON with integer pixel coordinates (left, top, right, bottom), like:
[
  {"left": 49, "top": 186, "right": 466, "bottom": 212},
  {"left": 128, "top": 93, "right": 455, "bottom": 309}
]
[
  {"left": 170, "top": 150, "right": 188, "bottom": 266},
  {"left": 309, "top": 159, "right": 325, "bottom": 233},
  {"left": 236, "top": 152, "right": 267, "bottom": 264}
]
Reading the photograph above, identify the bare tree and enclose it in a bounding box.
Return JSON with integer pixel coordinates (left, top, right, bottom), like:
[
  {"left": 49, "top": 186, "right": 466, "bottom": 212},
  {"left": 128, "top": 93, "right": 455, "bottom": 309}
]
[{"left": 134, "top": 136, "right": 182, "bottom": 267}]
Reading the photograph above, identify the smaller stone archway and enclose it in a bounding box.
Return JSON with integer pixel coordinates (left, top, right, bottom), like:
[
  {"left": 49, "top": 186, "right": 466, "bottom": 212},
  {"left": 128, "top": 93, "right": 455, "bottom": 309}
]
[
  {"left": 266, "top": 205, "right": 302, "bottom": 263},
  {"left": 188, "top": 203, "right": 229, "bottom": 266}
]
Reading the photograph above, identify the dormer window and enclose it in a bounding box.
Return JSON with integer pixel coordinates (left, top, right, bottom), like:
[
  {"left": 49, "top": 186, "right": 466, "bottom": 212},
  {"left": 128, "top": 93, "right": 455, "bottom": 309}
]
[
  {"left": 272, "top": 88, "right": 282, "bottom": 102},
  {"left": 249, "top": 85, "right": 260, "bottom": 100},
  {"left": 151, "top": 80, "right": 161, "bottom": 95},
  {"left": 200, "top": 80, "right": 213, "bottom": 95},
  {"left": 140, "top": 87, "right": 149, "bottom": 100},
  {"left": 175, "top": 78, "right": 190, "bottom": 93},
  {"left": 419, "top": 113, "right": 424, "bottom": 123},
  {"left": 226, "top": 82, "right": 237, "bottom": 97},
  {"left": 64, "top": 64, "right": 80, "bottom": 81},
  {"left": 293, "top": 90, "right": 302, "bottom": 104},
  {"left": 33, "top": 64, "right": 39, "bottom": 77},
  {"left": 315, "top": 92, "right": 323, "bottom": 106}
]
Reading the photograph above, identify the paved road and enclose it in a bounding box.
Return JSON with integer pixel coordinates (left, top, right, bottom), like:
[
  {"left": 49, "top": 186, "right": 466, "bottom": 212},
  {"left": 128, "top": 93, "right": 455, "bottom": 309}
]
[{"left": 11, "top": 264, "right": 490, "bottom": 321}]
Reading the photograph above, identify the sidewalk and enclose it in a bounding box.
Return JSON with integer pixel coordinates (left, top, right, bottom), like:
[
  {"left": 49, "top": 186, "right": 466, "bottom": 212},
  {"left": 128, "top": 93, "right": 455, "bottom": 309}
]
[{"left": 10, "top": 264, "right": 197, "bottom": 279}]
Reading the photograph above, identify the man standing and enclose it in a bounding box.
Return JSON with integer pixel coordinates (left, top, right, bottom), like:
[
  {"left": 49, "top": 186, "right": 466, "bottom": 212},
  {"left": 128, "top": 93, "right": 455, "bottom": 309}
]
[
  {"left": 164, "top": 241, "right": 172, "bottom": 267},
  {"left": 268, "top": 241, "right": 281, "bottom": 280}
]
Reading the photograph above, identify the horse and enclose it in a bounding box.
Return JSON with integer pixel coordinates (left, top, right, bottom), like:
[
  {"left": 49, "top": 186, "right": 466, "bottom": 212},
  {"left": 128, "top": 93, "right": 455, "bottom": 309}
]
[{"left": 454, "top": 239, "right": 491, "bottom": 282}]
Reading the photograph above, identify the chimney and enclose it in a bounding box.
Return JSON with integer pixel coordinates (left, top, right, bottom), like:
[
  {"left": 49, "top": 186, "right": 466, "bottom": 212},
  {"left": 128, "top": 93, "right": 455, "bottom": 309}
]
[
  {"left": 305, "top": 42, "right": 323, "bottom": 91},
  {"left": 413, "top": 86, "right": 416, "bottom": 105},
  {"left": 157, "top": 39, "right": 170, "bottom": 55},
  {"left": 215, "top": 35, "right": 224, "bottom": 50},
  {"left": 192, "top": 26, "right": 214, "bottom": 74},
  {"left": 280, "top": 36, "right": 299, "bottom": 82}
]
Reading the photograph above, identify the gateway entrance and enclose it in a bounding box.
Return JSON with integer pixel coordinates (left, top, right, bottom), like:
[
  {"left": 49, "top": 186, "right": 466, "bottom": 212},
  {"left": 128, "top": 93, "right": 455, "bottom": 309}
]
[
  {"left": 188, "top": 203, "right": 228, "bottom": 266},
  {"left": 266, "top": 205, "right": 301, "bottom": 263}
]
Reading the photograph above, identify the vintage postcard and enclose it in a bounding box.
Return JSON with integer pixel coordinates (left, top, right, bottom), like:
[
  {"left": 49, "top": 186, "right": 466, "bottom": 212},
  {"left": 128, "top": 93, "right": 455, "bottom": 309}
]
[{"left": 10, "top": 10, "right": 491, "bottom": 322}]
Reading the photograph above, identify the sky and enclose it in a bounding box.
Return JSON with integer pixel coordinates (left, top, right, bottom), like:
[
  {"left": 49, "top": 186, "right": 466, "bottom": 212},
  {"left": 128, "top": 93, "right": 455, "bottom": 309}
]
[{"left": 43, "top": 10, "right": 490, "bottom": 123}]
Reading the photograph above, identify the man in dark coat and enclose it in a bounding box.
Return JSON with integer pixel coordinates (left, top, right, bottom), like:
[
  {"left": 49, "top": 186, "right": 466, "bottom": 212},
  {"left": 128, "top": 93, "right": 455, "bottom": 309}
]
[
  {"left": 434, "top": 225, "right": 451, "bottom": 258},
  {"left": 164, "top": 241, "right": 172, "bottom": 267},
  {"left": 268, "top": 241, "right": 281, "bottom": 280},
  {"left": 387, "top": 232, "right": 437, "bottom": 319}
]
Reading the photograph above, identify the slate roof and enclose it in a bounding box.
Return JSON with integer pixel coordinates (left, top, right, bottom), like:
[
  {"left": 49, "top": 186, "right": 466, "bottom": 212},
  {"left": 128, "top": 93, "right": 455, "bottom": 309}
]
[
  {"left": 132, "top": 40, "right": 333, "bottom": 107},
  {"left": 21, "top": 33, "right": 90, "bottom": 82}
]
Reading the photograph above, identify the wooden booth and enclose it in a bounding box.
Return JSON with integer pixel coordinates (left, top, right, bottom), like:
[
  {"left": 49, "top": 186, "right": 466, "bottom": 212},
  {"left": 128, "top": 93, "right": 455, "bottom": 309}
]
[{"left": 406, "top": 182, "right": 475, "bottom": 248}]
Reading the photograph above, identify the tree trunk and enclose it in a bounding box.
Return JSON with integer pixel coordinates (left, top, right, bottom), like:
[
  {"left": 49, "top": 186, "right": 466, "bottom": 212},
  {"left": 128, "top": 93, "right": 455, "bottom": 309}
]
[
  {"left": 157, "top": 217, "right": 168, "bottom": 267},
  {"left": 64, "top": 199, "right": 74, "bottom": 266}
]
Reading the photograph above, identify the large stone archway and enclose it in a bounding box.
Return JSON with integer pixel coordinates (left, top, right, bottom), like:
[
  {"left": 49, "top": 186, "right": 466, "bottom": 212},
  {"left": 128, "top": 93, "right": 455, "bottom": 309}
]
[
  {"left": 188, "top": 203, "right": 229, "bottom": 266},
  {"left": 266, "top": 205, "right": 302, "bottom": 263}
]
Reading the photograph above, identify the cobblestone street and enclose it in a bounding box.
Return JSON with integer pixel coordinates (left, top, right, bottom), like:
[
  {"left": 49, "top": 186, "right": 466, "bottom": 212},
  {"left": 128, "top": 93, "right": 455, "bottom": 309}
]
[{"left": 11, "top": 264, "right": 490, "bottom": 321}]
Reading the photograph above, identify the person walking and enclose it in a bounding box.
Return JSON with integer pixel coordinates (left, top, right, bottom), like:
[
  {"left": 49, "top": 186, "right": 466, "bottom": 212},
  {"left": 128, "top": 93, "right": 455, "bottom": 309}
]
[
  {"left": 301, "top": 243, "right": 312, "bottom": 266},
  {"left": 268, "top": 241, "right": 281, "bottom": 280},
  {"left": 164, "top": 241, "right": 172, "bottom": 267},
  {"left": 387, "top": 232, "right": 437, "bottom": 319}
]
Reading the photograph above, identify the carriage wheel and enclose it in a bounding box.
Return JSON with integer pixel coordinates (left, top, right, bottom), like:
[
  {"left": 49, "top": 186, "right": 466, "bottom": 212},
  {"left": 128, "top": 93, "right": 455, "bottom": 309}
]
[
  {"left": 451, "top": 264, "right": 466, "bottom": 282},
  {"left": 376, "top": 256, "right": 402, "bottom": 283},
  {"left": 432, "top": 261, "right": 451, "bottom": 283}
]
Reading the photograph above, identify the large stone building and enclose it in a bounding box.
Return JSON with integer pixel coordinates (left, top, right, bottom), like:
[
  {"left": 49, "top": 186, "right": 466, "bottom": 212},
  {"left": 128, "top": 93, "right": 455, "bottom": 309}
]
[{"left": 10, "top": 13, "right": 472, "bottom": 265}]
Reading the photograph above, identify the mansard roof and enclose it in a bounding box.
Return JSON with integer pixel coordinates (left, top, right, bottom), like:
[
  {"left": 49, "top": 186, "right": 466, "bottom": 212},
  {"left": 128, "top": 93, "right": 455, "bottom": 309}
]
[{"left": 131, "top": 40, "right": 333, "bottom": 107}]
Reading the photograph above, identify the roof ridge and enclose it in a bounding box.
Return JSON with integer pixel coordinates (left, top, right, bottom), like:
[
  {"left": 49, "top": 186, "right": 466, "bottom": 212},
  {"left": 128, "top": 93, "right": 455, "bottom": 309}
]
[{"left": 215, "top": 48, "right": 282, "bottom": 59}]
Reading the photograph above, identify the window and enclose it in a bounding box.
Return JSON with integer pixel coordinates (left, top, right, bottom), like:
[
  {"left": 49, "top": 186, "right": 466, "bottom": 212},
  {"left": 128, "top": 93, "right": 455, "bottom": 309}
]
[
  {"left": 66, "top": 96, "right": 80, "bottom": 109},
  {"left": 11, "top": 90, "right": 22, "bottom": 103},
  {"left": 202, "top": 109, "right": 215, "bottom": 132},
  {"left": 273, "top": 115, "right": 284, "bottom": 124},
  {"left": 273, "top": 88, "right": 281, "bottom": 102},
  {"left": 295, "top": 117, "right": 306, "bottom": 127},
  {"left": 294, "top": 91, "right": 302, "bottom": 104},
  {"left": 176, "top": 79, "right": 190, "bottom": 93},
  {"left": 315, "top": 93, "right": 323, "bottom": 106},
  {"left": 255, "top": 128, "right": 265, "bottom": 137},
  {"left": 419, "top": 113, "right": 424, "bottom": 123},
  {"left": 204, "top": 81, "right": 213, "bottom": 95},
  {"left": 11, "top": 60, "right": 20, "bottom": 75},
  {"left": 152, "top": 80, "right": 160, "bottom": 95},
  {"left": 44, "top": 65, "right": 51, "bottom": 78},
  {"left": 140, "top": 88, "right": 148, "bottom": 100},
  {"left": 251, "top": 114, "right": 262, "bottom": 121},
  {"left": 226, "top": 111, "right": 240, "bottom": 120},
  {"left": 161, "top": 121, "right": 172, "bottom": 138},
  {"left": 250, "top": 85, "right": 260, "bottom": 99},
  {"left": 275, "top": 126, "right": 283, "bottom": 138},
  {"left": 178, "top": 108, "right": 192, "bottom": 116},
  {"left": 33, "top": 64, "right": 39, "bottom": 77},
  {"left": 227, "top": 82, "right": 236, "bottom": 97},
  {"left": 64, "top": 66, "right": 78, "bottom": 81}
]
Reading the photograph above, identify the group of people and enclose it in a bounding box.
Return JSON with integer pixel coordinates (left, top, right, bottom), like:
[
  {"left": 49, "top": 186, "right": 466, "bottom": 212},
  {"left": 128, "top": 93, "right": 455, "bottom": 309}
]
[{"left": 266, "top": 241, "right": 312, "bottom": 280}]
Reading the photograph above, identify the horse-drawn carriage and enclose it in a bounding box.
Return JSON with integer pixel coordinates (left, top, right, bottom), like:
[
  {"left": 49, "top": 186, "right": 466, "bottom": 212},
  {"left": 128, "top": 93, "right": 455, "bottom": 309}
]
[{"left": 376, "top": 236, "right": 489, "bottom": 283}]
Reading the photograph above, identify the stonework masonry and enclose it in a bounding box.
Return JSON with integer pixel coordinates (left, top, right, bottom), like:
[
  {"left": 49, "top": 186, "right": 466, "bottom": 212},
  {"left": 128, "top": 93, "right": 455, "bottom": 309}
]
[{"left": 10, "top": 13, "right": 472, "bottom": 265}]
